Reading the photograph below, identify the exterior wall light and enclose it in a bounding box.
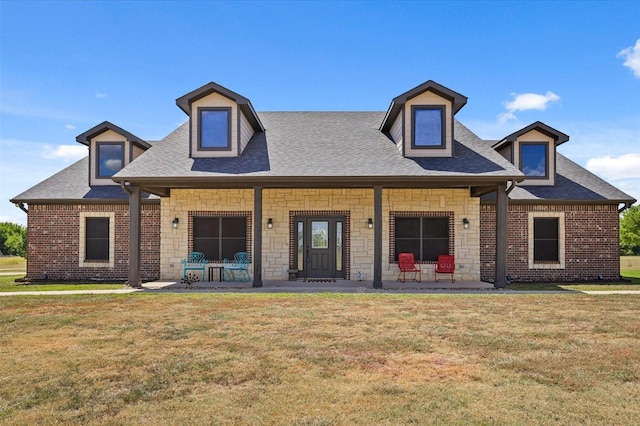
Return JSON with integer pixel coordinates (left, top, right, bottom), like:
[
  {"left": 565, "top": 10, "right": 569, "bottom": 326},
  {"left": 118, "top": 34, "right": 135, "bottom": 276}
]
[
  {"left": 368, "top": 218, "right": 373, "bottom": 229},
  {"left": 267, "top": 218, "right": 273, "bottom": 229},
  {"left": 463, "top": 218, "right": 470, "bottom": 229},
  {"left": 172, "top": 217, "right": 179, "bottom": 229}
]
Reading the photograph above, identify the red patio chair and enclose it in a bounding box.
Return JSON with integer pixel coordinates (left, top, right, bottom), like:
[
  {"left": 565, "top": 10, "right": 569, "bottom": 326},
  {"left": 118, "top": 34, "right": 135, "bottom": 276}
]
[
  {"left": 397, "top": 252, "right": 421, "bottom": 283},
  {"left": 435, "top": 255, "right": 455, "bottom": 282}
]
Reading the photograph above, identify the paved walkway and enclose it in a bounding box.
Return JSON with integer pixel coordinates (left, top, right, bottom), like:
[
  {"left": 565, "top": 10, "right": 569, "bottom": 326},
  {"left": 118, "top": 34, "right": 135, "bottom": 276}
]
[{"left": 1, "top": 279, "right": 639, "bottom": 296}]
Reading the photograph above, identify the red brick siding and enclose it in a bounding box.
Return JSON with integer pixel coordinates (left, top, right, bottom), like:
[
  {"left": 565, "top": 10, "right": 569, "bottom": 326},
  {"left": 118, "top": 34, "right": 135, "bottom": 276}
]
[
  {"left": 26, "top": 203, "right": 160, "bottom": 281},
  {"left": 481, "top": 204, "right": 621, "bottom": 282}
]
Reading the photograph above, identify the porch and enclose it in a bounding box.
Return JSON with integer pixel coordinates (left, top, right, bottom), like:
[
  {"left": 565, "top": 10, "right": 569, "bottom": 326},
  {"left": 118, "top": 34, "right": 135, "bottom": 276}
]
[{"left": 141, "top": 279, "right": 495, "bottom": 293}]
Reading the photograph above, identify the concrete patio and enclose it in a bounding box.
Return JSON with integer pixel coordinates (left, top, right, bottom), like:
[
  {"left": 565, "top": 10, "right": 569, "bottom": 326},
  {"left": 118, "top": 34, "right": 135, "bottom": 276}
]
[{"left": 141, "top": 279, "right": 497, "bottom": 293}]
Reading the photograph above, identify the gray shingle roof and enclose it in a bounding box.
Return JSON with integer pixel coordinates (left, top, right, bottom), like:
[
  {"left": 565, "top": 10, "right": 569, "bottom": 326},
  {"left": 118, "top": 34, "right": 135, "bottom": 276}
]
[
  {"left": 10, "top": 158, "right": 158, "bottom": 203},
  {"left": 11, "top": 112, "right": 635, "bottom": 205},
  {"left": 115, "top": 112, "right": 521, "bottom": 180}
]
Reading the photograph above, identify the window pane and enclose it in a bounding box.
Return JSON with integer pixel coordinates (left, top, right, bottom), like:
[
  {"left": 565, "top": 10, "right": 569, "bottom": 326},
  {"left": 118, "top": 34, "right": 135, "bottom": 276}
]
[
  {"left": 221, "top": 239, "right": 246, "bottom": 260},
  {"left": 395, "top": 218, "right": 420, "bottom": 238},
  {"left": 423, "top": 217, "right": 449, "bottom": 238},
  {"left": 534, "top": 218, "right": 559, "bottom": 261},
  {"left": 193, "top": 239, "right": 218, "bottom": 261},
  {"left": 423, "top": 239, "right": 448, "bottom": 262},
  {"left": 200, "top": 109, "right": 229, "bottom": 148},
  {"left": 297, "top": 222, "right": 304, "bottom": 271},
  {"left": 311, "top": 221, "right": 329, "bottom": 249},
  {"left": 534, "top": 218, "right": 558, "bottom": 239},
  {"left": 193, "top": 217, "right": 219, "bottom": 237},
  {"left": 222, "top": 217, "right": 246, "bottom": 237},
  {"left": 395, "top": 240, "right": 420, "bottom": 262},
  {"left": 414, "top": 108, "right": 443, "bottom": 146},
  {"left": 97, "top": 144, "right": 123, "bottom": 177},
  {"left": 521, "top": 144, "right": 547, "bottom": 177},
  {"left": 86, "top": 218, "right": 109, "bottom": 261},
  {"left": 534, "top": 240, "right": 559, "bottom": 261},
  {"left": 336, "top": 221, "right": 343, "bottom": 271}
]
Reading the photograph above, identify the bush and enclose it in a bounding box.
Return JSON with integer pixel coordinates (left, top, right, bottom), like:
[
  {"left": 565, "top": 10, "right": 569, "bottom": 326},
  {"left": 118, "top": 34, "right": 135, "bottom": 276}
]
[{"left": 0, "top": 222, "right": 27, "bottom": 258}]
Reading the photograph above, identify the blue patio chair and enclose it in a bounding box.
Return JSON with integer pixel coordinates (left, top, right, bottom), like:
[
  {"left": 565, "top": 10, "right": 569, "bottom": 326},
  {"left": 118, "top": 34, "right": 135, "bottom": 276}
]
[
  {"left": 223, "top": 252, "right": 251, "bottom": 282},
  {"left": 181, "top": 252, "right": 208, "bottom": 281}
]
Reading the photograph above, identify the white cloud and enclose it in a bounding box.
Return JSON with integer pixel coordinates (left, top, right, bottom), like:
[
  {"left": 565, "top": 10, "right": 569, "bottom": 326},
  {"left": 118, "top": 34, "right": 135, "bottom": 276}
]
[
  {"left": 65, "top": 124, "right": 76, "bottom": 130},
  {"left": 104, "top": 159, "right": 122, "bottom": 172},
  {"left": 95, "top": 92, "right": 107, "bottom": 99},
  {"left": 618, "top": 39, "right": 640, "bottom": 78},
  {"left": 41, "top": 144, "right": 87, "bottom": 162},
  {"left": 585, "top": 153, "right": 640, "bottom": 181},
  {"left": 498, "top": 91, "right": 560, "bottom": 123}
]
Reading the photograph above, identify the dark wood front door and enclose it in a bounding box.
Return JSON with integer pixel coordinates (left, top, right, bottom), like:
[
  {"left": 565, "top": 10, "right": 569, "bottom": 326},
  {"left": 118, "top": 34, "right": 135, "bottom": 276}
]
[{"left": 296, "top": 216, "right": 344, "bottom": 279}]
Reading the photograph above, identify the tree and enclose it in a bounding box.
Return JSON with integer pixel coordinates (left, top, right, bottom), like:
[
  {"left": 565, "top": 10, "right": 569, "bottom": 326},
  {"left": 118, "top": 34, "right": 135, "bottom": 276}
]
[
  {"left": 0, "top": 222, "right": 27, "bottom": 258},
  {"left": 620, "top": 205, "right": 640, "bottom": 255}
]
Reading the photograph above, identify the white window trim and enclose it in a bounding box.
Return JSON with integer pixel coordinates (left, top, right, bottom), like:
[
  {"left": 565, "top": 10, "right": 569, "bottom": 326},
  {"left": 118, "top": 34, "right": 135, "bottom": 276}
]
[
  {"left": 79, "top": 212, "right": 115, "bottom": 268},
  {"left": 528, "top": 212, "right": 565, "bottom": 269}
]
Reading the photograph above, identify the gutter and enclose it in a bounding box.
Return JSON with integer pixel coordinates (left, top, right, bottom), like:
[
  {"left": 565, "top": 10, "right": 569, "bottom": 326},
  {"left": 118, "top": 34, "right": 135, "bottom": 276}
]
[{"left": 14, "top": 202, "right": 28, "bottom": 214}]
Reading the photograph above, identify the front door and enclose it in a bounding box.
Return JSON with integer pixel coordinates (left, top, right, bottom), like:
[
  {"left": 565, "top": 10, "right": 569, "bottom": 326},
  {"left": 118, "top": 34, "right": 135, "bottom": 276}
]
[{"left": 296, "top": 216, "right": 344, "bottom": 279}]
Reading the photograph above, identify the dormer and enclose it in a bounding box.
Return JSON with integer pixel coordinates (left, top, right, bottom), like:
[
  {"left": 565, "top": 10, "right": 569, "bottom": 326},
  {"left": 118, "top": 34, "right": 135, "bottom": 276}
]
[
  {"left": 76, "top": 121, "right": 150, "bottom": 186},
  {"left": 380, "top": 80, "right": 467, "bottom": 158},
  {"left": 176, "top": 82, "right": 264, "bottom": 159},
  {"left": 494, "top": 122, "right": 569, "bottom": 186}
]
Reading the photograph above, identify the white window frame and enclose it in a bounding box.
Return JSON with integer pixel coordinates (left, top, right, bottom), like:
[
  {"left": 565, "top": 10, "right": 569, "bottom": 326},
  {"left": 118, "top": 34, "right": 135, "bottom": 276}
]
[
  {"left": 528, "top": 212, "right": 565, "bottom": 269},
  {"left": 79, "top": 212, "right": 115, "bottom": 268}
]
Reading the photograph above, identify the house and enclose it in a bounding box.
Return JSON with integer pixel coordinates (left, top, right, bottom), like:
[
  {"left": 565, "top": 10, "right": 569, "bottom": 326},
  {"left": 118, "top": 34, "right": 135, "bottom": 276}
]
[{"left": 10, "top": 80, "right": 636, "bottom": 287}]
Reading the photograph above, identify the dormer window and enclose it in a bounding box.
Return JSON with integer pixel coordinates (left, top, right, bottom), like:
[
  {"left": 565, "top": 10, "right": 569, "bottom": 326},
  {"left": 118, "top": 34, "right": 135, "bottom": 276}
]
[
  {"left": 380, "top": 80, "right": 467, "bottom": 159},
  {"left": 76, "top": 121, "right": 150, "bottom": 186},
  {"left": 96, "top": 142, "right": 124, "bottom": 178},
  {"left": 412, "top": 106, "right": 445, "bottom": 148},
  {"left": 520, "top": 142, "right": 549, "bottom": 178},
  {"left": 198, "top": 107, "right": 231, "bottom": 150}
]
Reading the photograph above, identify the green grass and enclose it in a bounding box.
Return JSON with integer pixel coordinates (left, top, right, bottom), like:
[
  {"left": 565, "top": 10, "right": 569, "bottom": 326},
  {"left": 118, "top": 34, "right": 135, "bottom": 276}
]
[{"left": 1, "top": 294, "right": 639, "bottom": 424}]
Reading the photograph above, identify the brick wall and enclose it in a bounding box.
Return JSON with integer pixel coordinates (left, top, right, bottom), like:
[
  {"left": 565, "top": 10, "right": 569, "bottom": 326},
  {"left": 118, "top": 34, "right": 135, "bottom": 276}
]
[
  {"left": 480, "top": 203, "right": 621, "bottom": 282},
  {"left": 26, "top": 203, "right": 160, "bottom": 281}
]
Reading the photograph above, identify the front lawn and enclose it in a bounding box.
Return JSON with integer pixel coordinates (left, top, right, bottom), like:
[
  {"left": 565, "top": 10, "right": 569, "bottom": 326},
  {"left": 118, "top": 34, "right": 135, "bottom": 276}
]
[{"left": 1, "top": 293, "right": 639, "bottom": 424}]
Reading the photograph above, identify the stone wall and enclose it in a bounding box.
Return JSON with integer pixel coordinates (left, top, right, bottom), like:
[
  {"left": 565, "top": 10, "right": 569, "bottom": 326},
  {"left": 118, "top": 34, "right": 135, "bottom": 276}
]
[{"left": 161, "top": 188, "right": 479, "bottom": 281}]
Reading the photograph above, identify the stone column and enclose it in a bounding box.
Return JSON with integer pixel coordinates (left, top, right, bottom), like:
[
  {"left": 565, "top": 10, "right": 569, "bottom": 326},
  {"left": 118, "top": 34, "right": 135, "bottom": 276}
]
[{"left": 495, "top": 183, "right": 508, "bottom": 288}]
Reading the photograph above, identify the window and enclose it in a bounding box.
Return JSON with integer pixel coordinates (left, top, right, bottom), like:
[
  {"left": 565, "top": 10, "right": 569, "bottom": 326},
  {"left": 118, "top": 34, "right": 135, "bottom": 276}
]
[
  {"left": 198, "top": 107, "right": 231, "bottom": 150},
  {"left": 193, "top": 216, "right": 247, "bottom": 261},
  {"left": 520, "top": 142, "right": 548, "bottom": 178},
  {"left": 96, "top": 142, "right": 124, "bottom": 177},
  {"left": 412, "top": 106, "right": 445, "bottom": 148},
  {"left": 85, "top": 218, "right": 109, "bottom": 261},
  {"left": 394, "top": 216, "right": 449, "bottom": 262},
  {"left": 528, "top": 212, "right": 565, "bottom": 269},
  {"left": 533, "top": 218, "right": 559, "bottom": 262}
]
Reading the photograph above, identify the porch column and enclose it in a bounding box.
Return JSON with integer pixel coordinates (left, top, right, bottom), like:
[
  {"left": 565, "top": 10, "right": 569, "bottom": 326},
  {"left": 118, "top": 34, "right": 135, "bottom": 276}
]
[
  {"left": 495, "top": 183, "right": 508, "bottom": 288},
  {"left": 128, "top": 185, "right": 142, "bottom": 288},
  {"left": 373, "top": 185, "right": 383, "bottom": 288},
  {"left": 253, "top": 186, "right": 263, "bottom": 287}
]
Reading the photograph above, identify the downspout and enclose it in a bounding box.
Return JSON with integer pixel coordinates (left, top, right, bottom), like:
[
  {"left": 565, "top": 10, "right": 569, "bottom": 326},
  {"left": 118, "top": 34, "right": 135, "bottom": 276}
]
[
  {"left": 505, "top": 179, "right": 517, "bottom": 196},
  {"left": 14, "top": 203, "right": 28, "bottom": 214},
  {"left": 119, "top": 180, "right": 132, "bottom": 195},
  {"left": 619, "top": 201, "right": 633, "bottom": 214}
]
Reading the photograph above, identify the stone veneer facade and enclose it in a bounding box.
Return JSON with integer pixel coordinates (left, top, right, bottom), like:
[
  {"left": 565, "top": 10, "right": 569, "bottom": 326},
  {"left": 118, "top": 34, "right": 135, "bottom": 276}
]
[
  {"left": 161, "top": 188, "right": 480, "bottom": 281},
  {"left": 480, "top": 203, "right": 621, "bottom": 282},
  {"left": 26, "top": 203, "right": 160, "bottom": 281}
]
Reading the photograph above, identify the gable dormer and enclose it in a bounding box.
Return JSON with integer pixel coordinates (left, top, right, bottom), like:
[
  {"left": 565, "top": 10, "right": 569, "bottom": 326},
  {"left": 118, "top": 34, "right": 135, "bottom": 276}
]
[
  {"left": 176, "top": 82, "right": 264, "bottom": 159},
  {"left": 494, "top": 121, "right": 569, "bottom": 186},
  {"left": 76, "top": 121, "right": 150, "bottom": 186},
  {"left": 380, "top": 80, "right": 467, "bottom": 158}
]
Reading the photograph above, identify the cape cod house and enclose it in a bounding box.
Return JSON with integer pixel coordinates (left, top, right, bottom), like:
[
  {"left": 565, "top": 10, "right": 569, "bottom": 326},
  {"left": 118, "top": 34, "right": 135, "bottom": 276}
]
[{"left": 10, "top": 80, "right": 636, "bottom": 288}]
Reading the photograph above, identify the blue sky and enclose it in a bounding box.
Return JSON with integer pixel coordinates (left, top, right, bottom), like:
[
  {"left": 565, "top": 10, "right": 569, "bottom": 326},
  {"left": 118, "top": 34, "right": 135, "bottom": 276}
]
[{"left": 1, "top": 0, "right": 639, "bottom": 225}]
